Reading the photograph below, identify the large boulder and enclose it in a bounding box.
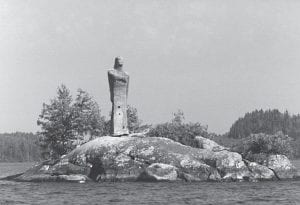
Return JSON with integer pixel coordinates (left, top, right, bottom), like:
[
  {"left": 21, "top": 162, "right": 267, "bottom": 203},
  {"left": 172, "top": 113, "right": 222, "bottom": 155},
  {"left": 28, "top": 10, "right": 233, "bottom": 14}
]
[
  {"left": 247, "top": 154, "right": 298, "bottom": 179},
  {"left": 138, "top": 163, "right": 178, "bottom": 181},
  {"left": 264, "top": 155, "right": 298, "bottom": 179},
  {"left": 214, "top": 150, "right": 251, "bottom": 181},
  {"left": 243, "top": 160, "right": 276, "bottom": 181},
  {"left": 11, "top": 136, "right": 297, "bottom": 182}
]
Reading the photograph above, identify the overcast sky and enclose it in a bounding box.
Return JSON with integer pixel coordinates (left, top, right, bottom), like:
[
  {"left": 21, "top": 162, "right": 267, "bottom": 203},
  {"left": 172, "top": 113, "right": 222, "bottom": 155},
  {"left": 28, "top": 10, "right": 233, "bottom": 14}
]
[{"left": 0, "top": 0, "right": 300, "bottom": 134}]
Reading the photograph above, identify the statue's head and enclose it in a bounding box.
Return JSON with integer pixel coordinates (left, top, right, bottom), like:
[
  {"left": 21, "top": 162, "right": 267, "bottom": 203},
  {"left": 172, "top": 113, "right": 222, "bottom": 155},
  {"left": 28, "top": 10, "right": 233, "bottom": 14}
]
[{"left": 114, "top": 56, "right": 124, "bottom": 70}]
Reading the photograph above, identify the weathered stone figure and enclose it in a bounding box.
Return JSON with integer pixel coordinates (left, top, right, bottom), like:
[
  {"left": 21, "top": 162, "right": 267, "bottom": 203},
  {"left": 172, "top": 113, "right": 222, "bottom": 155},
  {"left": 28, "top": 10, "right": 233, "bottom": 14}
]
[{"left": 108, "top": 56, "right": 129, "bottom": 136}]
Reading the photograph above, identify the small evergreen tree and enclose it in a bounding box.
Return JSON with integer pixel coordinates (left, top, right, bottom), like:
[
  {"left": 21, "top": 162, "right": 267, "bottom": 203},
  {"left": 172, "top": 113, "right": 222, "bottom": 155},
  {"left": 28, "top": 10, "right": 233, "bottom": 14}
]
[
  {"left": 172, "top": 109, "right": 185, "bottom": 125},
  {"left": 127, "top": 105, "right": 142, "bottom": 133}
]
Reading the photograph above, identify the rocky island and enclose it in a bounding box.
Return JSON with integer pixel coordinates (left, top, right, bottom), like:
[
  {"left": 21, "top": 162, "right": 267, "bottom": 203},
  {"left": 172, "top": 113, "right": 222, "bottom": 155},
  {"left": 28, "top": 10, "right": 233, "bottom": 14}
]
[
  {"left": 9, "top": 135, "right": 299, "bottom": 182},
  {"left": 4, "top": 57, "right": 299, "bottom": 183}
]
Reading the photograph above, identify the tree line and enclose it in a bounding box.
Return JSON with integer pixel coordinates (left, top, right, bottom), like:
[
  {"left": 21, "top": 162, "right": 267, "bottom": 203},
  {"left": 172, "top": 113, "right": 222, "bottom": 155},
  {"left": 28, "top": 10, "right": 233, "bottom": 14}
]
[
  {"left": 0, "top": 132, "right": 41, "bottom": 162},
  {"left": 228, "top": 109, "right": 300, "bottom": 139},
  {"left": 227, "top": 109, "right": 300, "bottom": 158}
]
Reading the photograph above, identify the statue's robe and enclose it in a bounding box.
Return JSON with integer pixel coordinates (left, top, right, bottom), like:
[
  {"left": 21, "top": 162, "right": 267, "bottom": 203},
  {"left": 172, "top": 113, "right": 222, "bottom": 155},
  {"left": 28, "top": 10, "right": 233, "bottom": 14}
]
[{"left": 108, "top": 69, "right": 129, "bottom": 136}]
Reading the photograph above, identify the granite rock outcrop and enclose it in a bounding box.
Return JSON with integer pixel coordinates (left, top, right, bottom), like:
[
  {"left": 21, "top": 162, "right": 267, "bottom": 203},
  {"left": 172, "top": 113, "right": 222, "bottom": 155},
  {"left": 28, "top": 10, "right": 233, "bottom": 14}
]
[{"left": 9, "top": 136, "right": 299, "bottom": 183}]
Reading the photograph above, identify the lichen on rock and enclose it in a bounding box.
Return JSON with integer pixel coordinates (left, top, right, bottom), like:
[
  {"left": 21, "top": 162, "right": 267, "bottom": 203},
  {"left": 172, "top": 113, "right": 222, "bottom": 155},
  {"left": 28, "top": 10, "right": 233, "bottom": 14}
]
[{"left": 263, "top": 154, "right": 297, "bottom": 179}]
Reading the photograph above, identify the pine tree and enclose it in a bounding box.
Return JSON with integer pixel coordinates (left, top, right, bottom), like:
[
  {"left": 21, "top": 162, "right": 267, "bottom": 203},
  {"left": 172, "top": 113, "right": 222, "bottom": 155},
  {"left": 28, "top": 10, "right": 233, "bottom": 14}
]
[
  {"left": 73, "top": 89, "right": 106, "bottom": 141},
  {"left": 37, "top": 85, "right": 105, "bottom": 159}
]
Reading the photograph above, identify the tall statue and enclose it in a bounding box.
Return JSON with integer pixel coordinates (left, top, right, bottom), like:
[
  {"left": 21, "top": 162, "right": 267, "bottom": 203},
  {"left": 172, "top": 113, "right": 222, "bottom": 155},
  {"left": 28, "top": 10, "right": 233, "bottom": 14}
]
[{"left": 108, "top": 56, "right": 129, "bottom": 136}]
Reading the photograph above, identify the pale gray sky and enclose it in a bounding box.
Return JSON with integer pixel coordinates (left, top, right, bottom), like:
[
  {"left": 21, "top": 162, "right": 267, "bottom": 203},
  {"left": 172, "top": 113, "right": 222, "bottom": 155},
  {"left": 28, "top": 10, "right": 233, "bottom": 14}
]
[{"left": 1, "top": 0, "right": 300, "bottom": 134}]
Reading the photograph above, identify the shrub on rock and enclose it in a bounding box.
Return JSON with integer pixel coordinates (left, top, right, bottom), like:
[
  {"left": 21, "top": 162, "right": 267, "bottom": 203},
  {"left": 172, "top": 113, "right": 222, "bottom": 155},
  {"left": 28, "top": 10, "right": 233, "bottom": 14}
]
[
  {"left": 147, "top": 110, "right": 208, "bottom": 147},
  {"left": 236, "top": 132, "right": 294, "bottom": 160}
]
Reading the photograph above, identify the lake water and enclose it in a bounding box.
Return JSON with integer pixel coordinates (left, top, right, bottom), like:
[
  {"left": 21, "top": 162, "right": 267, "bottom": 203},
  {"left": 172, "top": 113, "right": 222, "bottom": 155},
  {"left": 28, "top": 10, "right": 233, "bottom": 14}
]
[{"left": 0, "top": 161, "right": 299, "bottom": 205}]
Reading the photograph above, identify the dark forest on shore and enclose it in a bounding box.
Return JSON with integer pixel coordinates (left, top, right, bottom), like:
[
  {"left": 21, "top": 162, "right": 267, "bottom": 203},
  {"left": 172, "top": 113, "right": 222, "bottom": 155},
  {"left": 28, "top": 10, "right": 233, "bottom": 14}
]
[{"left": 0, "top": 132, "right": 41, "bottom": 162}]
